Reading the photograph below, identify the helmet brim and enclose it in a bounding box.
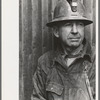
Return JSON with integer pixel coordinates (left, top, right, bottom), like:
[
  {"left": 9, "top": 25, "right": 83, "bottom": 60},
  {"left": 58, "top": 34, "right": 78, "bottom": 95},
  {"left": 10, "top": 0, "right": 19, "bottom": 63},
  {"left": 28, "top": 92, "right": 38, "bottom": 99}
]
[{"left": 46, "top": 18, "right": 93, "bottom": 27}]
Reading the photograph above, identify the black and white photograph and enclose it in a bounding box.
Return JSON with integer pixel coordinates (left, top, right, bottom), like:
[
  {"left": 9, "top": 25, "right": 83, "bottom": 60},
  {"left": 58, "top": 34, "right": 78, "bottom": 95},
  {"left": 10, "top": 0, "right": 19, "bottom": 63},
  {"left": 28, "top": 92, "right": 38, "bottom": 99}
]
[
  {"left": 2, "top": 0, "right": 99, "bottom": 100},
  {"left": 19, "top": 0, "right": 97, "bottom": 100}
]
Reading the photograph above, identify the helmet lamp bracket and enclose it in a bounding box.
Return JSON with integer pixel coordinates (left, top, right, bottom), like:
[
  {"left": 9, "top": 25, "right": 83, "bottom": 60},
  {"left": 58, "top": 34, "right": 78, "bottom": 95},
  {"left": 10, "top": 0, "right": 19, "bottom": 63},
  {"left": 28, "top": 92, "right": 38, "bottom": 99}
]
[{"left": 71, "top": 0, "right": 77, "bottom": 12}]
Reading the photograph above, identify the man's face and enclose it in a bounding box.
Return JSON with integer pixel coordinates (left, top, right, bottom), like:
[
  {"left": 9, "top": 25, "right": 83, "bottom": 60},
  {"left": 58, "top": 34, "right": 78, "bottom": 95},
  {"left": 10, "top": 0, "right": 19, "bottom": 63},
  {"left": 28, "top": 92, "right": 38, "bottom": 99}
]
[{"left": 57, "top": 21, "right": 85, "bottom": 48}]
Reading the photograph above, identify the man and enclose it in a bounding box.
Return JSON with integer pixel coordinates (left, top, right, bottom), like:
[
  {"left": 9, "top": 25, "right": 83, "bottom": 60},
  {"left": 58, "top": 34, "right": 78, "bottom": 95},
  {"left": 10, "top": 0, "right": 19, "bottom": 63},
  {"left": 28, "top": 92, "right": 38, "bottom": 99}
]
[{"left": 31, "top": 0, "right": 95, "bottom": 100}]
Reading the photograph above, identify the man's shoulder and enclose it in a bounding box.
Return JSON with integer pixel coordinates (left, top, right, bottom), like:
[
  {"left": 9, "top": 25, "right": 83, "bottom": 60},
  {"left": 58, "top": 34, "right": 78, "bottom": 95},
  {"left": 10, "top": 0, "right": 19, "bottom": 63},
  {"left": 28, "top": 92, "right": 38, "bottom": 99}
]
[
  {"left": 38, "top": 50, "right": 55, "bottom": 64},
  {"left": 37, "top": 50, "right": 55, "bottom": 74}
]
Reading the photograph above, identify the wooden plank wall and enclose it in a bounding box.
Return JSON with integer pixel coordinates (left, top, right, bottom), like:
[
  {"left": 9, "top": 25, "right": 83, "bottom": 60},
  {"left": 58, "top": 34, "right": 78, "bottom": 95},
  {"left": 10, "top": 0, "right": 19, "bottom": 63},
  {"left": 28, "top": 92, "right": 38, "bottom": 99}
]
[
  {"left": 83, "top": 0, "right": 95, "bottom": 45},
  {"left": 19, "top": 0, "right": 96, "bottom": 100}
]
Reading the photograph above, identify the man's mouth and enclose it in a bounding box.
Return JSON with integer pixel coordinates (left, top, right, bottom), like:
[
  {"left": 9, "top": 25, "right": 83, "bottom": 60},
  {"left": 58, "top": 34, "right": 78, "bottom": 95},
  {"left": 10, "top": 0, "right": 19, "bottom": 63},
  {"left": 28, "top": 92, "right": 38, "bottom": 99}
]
[
  {"left": 69, "top": 37, "right": 80, "bottom": 39},
  {"left": 68, "top": 38, "right": 80, "bottom": 42}
]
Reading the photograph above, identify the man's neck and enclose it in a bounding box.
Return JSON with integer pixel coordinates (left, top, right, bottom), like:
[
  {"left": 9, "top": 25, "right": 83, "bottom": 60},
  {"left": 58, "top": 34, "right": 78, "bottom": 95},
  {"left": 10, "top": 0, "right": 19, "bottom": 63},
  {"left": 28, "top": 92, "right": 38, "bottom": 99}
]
[{"left": 61, "top": 44, "right": 83, "bottom": 56}]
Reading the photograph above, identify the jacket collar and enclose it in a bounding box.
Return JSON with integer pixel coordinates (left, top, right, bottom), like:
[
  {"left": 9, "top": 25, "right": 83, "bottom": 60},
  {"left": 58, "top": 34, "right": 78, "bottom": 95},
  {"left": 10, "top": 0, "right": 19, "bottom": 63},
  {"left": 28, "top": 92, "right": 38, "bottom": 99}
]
[{"left": 53, "top": 39, "right": 93, "bottom": 63}]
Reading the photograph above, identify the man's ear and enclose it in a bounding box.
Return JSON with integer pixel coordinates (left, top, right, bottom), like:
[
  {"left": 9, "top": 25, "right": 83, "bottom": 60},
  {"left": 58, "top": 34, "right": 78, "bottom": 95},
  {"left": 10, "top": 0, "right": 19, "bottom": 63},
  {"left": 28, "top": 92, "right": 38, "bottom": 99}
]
[{"left": 53, "top": 26, "right": 59, "bottom": 38}]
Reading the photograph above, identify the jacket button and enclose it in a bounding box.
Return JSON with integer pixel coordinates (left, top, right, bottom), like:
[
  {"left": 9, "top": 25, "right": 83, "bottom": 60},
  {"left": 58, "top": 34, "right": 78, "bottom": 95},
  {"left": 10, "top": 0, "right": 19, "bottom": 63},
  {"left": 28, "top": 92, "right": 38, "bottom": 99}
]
[{"left": 51, "top": 87, "right": 53, "bottom": 90}]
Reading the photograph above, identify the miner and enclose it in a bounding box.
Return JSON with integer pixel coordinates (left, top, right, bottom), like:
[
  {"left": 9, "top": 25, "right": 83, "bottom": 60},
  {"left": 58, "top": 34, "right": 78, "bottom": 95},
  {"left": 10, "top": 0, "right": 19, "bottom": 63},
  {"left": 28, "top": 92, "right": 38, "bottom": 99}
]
[{"left": 31, "top": 0, "right": 95, "bottom": 100}]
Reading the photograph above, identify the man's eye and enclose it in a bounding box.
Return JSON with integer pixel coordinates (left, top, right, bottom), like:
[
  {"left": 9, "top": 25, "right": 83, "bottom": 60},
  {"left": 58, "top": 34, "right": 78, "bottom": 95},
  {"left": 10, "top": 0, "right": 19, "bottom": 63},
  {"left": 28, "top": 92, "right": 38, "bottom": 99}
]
[
  {"left": 78, "top": 23, "right": 84, "bottom": 26},
  {"left": 64, "top": 23, "right": 72, "bottom": 26}
]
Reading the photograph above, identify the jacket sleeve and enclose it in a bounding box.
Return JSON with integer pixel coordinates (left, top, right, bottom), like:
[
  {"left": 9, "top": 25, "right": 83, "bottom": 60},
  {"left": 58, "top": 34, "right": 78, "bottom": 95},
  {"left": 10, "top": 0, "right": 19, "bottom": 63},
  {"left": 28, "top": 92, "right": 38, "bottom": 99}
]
[
  {"left": 88, "top": 59, "right": 95, "bottom": 99},
  {"left": 31, "top": 61, "right": 47, "bottom": 100},
  {"left": 87, "top": 50, "right": 95, "bottom": 99}
]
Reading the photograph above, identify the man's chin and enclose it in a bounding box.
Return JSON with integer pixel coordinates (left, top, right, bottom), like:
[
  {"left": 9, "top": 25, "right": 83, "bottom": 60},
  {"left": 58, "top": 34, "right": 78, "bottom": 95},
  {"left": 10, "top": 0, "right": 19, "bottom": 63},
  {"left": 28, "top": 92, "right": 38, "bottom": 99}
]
[
  {"left": 64, "top": 41, "right": 82, "bottom": 48},
  {"left": 69, "top": 44, "right": 80, "bottom": 48}
]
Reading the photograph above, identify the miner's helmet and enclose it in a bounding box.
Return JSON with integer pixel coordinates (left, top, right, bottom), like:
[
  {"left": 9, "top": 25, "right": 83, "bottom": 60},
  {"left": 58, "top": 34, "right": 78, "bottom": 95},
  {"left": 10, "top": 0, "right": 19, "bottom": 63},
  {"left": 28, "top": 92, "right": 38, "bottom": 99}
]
[{"left": 46, "top": 0, "right": 93, "bottom": 27}]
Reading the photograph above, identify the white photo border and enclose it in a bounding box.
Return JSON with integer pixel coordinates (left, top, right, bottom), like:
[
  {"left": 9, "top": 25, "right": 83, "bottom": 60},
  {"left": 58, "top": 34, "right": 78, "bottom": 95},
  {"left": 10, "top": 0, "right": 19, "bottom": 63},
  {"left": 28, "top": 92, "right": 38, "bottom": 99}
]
[{"left": 1, "top": 0, "right": 99, "bottom": 100}]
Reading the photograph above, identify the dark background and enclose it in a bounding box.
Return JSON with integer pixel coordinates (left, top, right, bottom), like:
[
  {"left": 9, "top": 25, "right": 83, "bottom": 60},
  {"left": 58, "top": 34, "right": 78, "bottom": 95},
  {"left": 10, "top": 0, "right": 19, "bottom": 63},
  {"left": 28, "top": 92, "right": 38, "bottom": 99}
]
[{"left": 19, "top": 0, "right": 96, "bottom": 100}]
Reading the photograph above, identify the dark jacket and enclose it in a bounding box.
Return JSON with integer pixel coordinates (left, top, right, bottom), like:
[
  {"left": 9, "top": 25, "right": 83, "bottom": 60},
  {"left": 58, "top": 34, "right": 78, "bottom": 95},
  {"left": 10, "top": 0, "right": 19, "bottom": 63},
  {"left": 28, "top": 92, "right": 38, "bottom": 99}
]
[{"left": 31, "top": 41, "right": 95, "bottom": 100}]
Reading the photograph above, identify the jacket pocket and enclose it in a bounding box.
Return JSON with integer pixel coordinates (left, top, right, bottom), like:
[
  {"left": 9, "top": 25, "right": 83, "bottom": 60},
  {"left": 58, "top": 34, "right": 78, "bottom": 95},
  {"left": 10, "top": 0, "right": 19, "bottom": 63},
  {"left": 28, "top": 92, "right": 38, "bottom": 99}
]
[{"left": 46, "top": 82, "right": 63, "bottom": 95}]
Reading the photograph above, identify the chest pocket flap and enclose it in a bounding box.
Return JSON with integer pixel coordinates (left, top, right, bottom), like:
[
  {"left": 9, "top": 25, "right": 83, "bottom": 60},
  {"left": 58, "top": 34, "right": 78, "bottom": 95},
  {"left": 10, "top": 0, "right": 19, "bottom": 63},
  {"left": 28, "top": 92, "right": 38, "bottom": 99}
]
[{"left": 46, "top": 82, "right": 63, "bottom": 95}]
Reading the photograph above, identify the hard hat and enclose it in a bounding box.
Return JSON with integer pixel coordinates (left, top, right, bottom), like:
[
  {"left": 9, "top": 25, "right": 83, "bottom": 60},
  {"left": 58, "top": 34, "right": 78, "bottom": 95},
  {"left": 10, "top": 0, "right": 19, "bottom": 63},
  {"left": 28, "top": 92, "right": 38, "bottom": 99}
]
[{"left": 46, "top": 0, "right": 93, "bottom": 27}]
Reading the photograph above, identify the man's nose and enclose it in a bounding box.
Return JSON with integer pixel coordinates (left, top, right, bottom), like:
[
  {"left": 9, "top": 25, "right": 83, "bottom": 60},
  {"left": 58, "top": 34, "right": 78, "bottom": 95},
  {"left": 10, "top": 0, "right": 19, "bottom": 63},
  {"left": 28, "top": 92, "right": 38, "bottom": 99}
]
[{"left": 71, "top": 23, "right": 78, "bottom": 34}]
